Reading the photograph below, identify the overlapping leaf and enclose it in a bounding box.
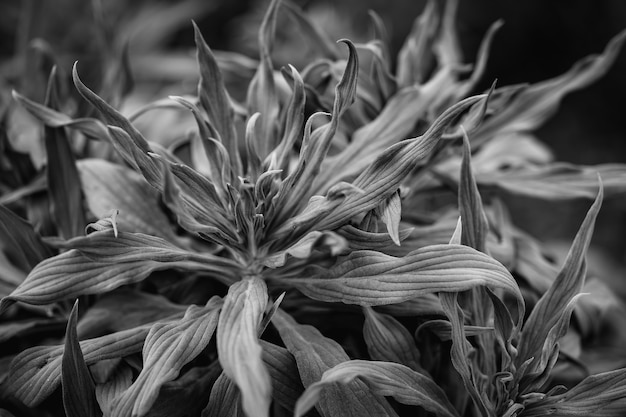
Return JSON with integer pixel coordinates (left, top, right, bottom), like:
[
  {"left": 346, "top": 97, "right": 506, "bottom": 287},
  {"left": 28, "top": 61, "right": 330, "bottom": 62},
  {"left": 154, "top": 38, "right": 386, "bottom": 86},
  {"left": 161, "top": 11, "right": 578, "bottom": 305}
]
[
  {"left": 110, "top": 298, "right": 221, "bottom": 417},
  {"left": 0, "top": 230, "right": 237, "bottom": 313},
  {"left": 217, "top": 277, "right": 271, "bottom": 417},
  {"left": 295, "top": 360, "right": 459, "bottom": 417},
  {"left": 289, "top": 244, "right": 522, "bottom": 308},
  {"left": 272, "top": 309, "right": 399, "bottom": 417}
]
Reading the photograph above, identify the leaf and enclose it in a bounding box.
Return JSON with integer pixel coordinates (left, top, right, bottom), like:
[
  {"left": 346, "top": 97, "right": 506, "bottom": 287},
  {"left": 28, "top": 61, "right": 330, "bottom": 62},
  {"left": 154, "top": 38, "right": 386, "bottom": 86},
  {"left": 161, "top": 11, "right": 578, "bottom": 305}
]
[
  {"left": 110, "top": 298, "right": 222, "bottom": 417},
  {"left": 337, "top": 224, "right": 413, "bottom": 251},
  {"left": 459, "top": 131, "right": 488, "bottom": 252},
  {"left": 362, "top": 307, "right": 423, "bottom": 372},
  {"left": 317, "top": 94, "right": 486, "bottom": 231},
  {"left": 295, "top": 360, "right": 459, "bottom": 417},
  {"left": 476, "top": 163, "right": 626, "bottom": 200},
  {"left": 289, "top": 244, "right": 522, "bottom": 309},
  {"left": 62, "top": 301, "right": 102, "bottom": 417},
  {"left": 0, "top": 317, "right": 65, "bottom": 343},
  {"left": 193, "top": 22, "right": 241, "bottom": 175},
  {"left": 0, "top": 204, "right": 53, "bottom": 272},
  {"left": 475, "top": 29, "right": 626, "bottom": 138},
  {"left": 147, "top": 362, "right": 221, "bottom": 417},
  {"left": 77, "top": 289, "right": 188, "bottom": 338},
  {"left": 94, "top": 361, "right": 133, "bottom": 416},
  {"left": 6, "top": 325, "right": 151, "bottom": 406},
  {"left": 516, "top": 184, "right": 603, "bottom": 376},
  {"left": 202, "top": 372, "right": 243, "bottom": 417},
  {"left": 263, "top": 230, "right": 348, "bottom": 268},
  {"left": 11, "top": 90, "right": 110, "bottom": 141},
  {"left": 281, "top": 0, "right": 340, "bottom": 59},
  {"left": 0, "top": 230, "right": 237, "bottom": 313},
  {"left": 380, "top": 190, "right": 402, "bottom": 246},
  {"left": 272, "top": 309, "right": 399, "bottom": 417},
  {"left": 260, "top": 340, "right": 304, "bottom": 411},
  {"left": 523, "top": 367, "right": 626, "bottom": 416},
  {"left": 270, "top": 39, "right": 359, "bottom": 227},
  {"left": 217, "top": 277, "right": 271, "bottom": 417},
  {"left": 77, "top": 159, "right": 181, "bottom": 243}
]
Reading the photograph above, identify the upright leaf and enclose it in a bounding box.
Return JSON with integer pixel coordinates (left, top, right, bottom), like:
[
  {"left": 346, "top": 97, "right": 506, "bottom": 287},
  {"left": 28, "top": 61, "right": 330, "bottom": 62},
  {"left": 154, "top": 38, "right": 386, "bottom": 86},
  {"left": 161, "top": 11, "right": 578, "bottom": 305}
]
[
  {"left": 217, "top": 277, "right": 271, "bottom": 417},
  {"left": 516, "top": 184, "right": 603, "bottom": 374},
  {"left": 110, "top": 298, "right": 222, "bottom": 417},
  {"left": 61, "top": 301, "right": 102, "bottom": 417}
]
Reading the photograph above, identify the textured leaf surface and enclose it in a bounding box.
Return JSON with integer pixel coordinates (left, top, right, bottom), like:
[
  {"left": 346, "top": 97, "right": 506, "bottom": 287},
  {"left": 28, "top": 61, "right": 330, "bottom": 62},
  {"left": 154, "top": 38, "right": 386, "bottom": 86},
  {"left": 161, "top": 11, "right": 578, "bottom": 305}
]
[
  {"left": 295, "top": 360, "right": 459, "bottom": 417},
  {"left": 202, "top": 372, "right": 243, "bottom": 417},
  {"left": 110, "top": 298, "right": 221, "bottom": 417},
  {"left": 217, "top": 277, "right": 271, "bottom": 417},
  {"left": 0, "top": 230, "right": 236, "bottom": 312},
  {"left": 272, "top": 309, "right": 399, "bottom": 417},
  {"left": 62, "top": 301, "right": 102, "bottom": 417},
  {"left": 290, "top": 244, "right": 521, "bottom": 308}
]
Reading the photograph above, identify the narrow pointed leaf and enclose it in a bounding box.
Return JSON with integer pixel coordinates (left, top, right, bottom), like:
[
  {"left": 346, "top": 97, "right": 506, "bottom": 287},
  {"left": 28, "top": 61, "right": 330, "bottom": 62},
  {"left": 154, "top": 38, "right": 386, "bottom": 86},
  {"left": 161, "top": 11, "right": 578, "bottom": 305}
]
[
  {"left": 517, "top": 184, "right": 603, "bottom": 369},
  {"left": 459, "top": 132, "right": 488, "bottom": 252},
  {"left": 62, "top": 301, "right": 102, "bottom": 417},
  {"left": 272, "top": 309, "right": 399, "bottom": 417},
  {"left": 110, "top": 298, "right": 221, "bottom": 417},
  {"left": 0, "top": 204, "right": 53, "bottom": 272},
  {"left": 217, "top": 277, "right": 271, "bottom": 417},
  {"left": 193, "top": 22, "right": 241, "bottom": 174},
  {"left": 380, "top": 190, "right": 402, "bottom": 246},
  {"left": 317, "top": 94, "right": 486, "bottom": 230},
  {"left": 289, "top": 244, "right": 522, "bottom": 308},
  {"left": 295, "top": 360, "right": 459, "bottom": 417}
]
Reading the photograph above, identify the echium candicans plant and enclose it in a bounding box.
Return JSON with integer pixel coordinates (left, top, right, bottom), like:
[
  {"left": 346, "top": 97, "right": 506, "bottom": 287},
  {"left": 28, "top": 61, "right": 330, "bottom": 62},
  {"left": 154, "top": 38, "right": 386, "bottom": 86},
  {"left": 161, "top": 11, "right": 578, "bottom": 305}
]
[{"left": 2, "top": 0, "right": 626, "bottom": 416}]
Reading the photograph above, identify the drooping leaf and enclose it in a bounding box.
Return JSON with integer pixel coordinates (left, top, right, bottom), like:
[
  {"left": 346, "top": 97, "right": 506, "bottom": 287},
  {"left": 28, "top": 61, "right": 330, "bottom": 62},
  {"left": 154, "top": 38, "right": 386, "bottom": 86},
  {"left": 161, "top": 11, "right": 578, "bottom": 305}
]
[
  {"left": 475, "top": 29, "right": 626, "bottom": 138},
  {"left": 0, "top": 230, "right": 237, "bottom": 313},
  {"left": 516, "top": 184, "right": 603, "bottom": 375},
  {"left": 337, "top": 224, "right": 413, "bottom": 251},
  {"left": 272, "top": 309, "right": 399, "bottom": 417},
  {"left": 110, "top": 298, "right": 222, "bottom": 417},
  {"left": 217, "top": 277, "right": 271, "bottom": 417},
  {"left": 61, "top": 301, "right": 102, "bottom": 417},
  {"left": 263, "top": 230, "right": 347, "bottom": 268},
  {"left": 288, "top": 244, "right": 522, "bottom": 309},
  {"left": 295, "top": 360, "right": 459, "bottom": 417},
  {"left": 0, "top": 204, "right": 53, "bottom": 272},
  {"left": 362, "top": 307, "right": 423, "bottom": 372}
]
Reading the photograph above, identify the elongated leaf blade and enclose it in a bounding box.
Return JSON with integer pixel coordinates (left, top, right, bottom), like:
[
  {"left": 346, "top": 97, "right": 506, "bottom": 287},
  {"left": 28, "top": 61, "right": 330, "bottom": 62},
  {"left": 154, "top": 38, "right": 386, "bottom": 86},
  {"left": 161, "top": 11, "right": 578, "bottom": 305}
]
[
  {"left": 295, "top": 360, "right": 459, "bottom": 417},
  {"left": 272, "top": 309, "right": 399, "bottom": 417},
  {"left": 517, "top": 185, "right": 603, "bottom": 371},
  {"left": 289, "top": 244, "right": 521, "bottom": 308},
  {"left": 110, "top": 298, "right": 221, "bottom": 417},
  {"left": 260, "top": 340, "right": 304, "bottom": 411},
  {"left": 0, "top": 231, "right": 236, "bottom": 313},
  {"left": 217, "top": 277, "right": 271, "bottom": 417},
  {"left": 202, "top": 372, "right": 243, "bottom": 417},
  {"left": 62, "top": 301, "right": 102, "bottom": 417}
]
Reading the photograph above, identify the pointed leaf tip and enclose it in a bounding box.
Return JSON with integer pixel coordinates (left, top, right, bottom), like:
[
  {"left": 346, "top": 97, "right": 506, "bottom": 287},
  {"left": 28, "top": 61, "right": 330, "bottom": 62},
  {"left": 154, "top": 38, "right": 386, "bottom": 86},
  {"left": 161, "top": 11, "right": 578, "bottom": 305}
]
[{"left": 62, "top": 300, "right": 101, "bottom": 417}]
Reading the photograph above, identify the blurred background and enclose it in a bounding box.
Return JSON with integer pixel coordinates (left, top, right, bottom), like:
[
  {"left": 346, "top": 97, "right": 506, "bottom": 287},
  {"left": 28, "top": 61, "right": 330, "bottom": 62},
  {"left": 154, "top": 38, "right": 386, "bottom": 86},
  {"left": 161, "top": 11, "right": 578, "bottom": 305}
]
[{"left": 1, "top": 0, "right": 625, "bottom": 269}]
